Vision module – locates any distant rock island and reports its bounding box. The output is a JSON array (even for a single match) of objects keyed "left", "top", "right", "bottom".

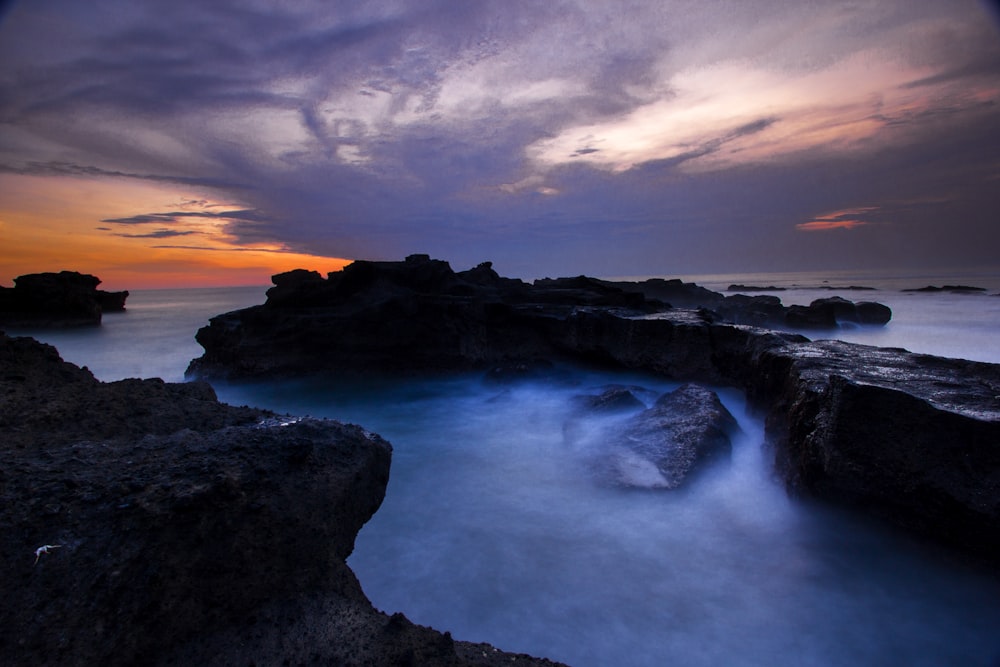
[
  {"left": 725, "top": 283, "right": 877, "bottom": 292},
  {"left": 188, "top": 255, "right": 999, "bottom": 567},
  {"left": 902, "top": 284, "right": 988, "bottom": 293},
  {"left": 0, "top": 270, "right": 128, "bottom": 327}
]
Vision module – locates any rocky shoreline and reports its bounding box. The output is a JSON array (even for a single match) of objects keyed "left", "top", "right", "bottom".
[
  {"left": 0, "top": 332, "right": 564, "bottom": 666},
  {"left": 4, "top": 255, "right": 999, "bottom": 665},
  {"left": 188, "top": 255, "right": 1000, "bottom": 565}
]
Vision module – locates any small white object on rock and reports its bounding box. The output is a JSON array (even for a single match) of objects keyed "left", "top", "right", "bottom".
[{"left": 33, "top": 544, "right": 62, "bottom": 565}]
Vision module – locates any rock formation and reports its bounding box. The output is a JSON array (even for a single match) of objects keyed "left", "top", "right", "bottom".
[
  {"left": 903, "top": 285, "right": 987, "bottom": 293},
  {"left": 604, "top": 278, "right": 891, "bottom": 328},
  {"left": 0, "top": 270, "right": 128, "bottom": 327},
  {"left": 187, "top": 256, "right": 1000, "bottom": 566},
  {"left": 0, "top": 332, "right": 563, "bottom": 666},
  {"left": 566, "top": 383, "right": 739, "bottom": 489}
]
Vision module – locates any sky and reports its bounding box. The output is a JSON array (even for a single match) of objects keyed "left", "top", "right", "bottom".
[{"left": 1, "top": 0, "right": 999, "bottom": 289}]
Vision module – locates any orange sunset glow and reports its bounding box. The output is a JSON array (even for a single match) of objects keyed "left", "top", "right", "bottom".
[
  {"left": 0, "top": 173, "right": 349, "bottom": 290},
  {"left": 1, "top": 1, "right": 998, "bottom": 282}
]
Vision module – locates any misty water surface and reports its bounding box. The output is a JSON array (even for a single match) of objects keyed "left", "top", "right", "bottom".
[{"left": 10, "top": 276, "right": 1000, "bottom": 666}]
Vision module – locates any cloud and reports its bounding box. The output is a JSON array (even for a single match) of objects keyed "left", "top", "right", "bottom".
[
  {"left": 1, "top": 0, "right": 998, "bottom": 276},
  {"left": 796, "top": 207, "right": 879, "bottom": 232},
  {"left": 0, "top": 161, "right": 244, "bottom": 189},
  {"left": 114, "top": 229, "right": 199, "bottom": 239},
  {"left": 101, "top": 209, "right": 267, "bottom": 225}
]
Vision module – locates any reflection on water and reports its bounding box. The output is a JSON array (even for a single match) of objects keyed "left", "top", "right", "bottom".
[{"left": 213, "top": 370, "right": 1000, "bottom": 667}]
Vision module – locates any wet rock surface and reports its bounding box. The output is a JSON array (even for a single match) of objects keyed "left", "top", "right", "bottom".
[
  {"left": 187, "top": 255, "right": 889, "bottom": 380},
  {"left": 0, "top": 271, "right": 128, "bottom": 327},
  {"left": 567, "top": 384, "right": 739, "bottom": 489},
  {"left": 187, "top": 256, "right": 1000, "bottom": 565},
  {"left": 0, "top": 332, "right": 563, "bottom": 666},
  {"left": 744, "top": 338, "right": 1000, "bottom": 564}
]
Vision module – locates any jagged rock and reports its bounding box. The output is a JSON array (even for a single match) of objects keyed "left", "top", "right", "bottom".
[
  {"left": 0, "top": 270, "right": 128, "bottom": 327},
  {"left": 187, "top": 255, "right": 660, "bottom": 379},
  {"left": 0, "top": 332, "right": 563, "bottom": 666}
]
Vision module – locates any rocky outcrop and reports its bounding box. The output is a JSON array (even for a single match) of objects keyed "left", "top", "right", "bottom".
[
  {"left": 785, "top": 296, "right": 892, "bottom": 328},
  {"left": 0, "top": 332, "right": 563, "bottom": 666},
  {"left": 740, "top": 338, "right": 1000, "bottom": 564},
  {"left": 566, "top": 384, "right": 739, "bottom": 489},
  {"left": 0, "top": 271, "right": 129, "bottom": 327},
  {"left": 187, "top": 256, "right": 1000, "bottom": 566},
  {"left": 186, "top": 256, "right": 887, "bottom": 380},
  {"left": 604, "top": 278, "right": 891, "bottom": 329}
]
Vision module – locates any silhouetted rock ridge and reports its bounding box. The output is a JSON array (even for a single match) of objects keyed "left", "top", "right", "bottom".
[
  {"left": 0, "top": 271, "right": 128, "bottom": 327},
  {"left": 187, "top": 256, "right": 1000, "bottom": 565}
]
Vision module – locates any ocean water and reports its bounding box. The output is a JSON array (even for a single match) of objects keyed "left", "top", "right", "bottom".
[{"left": 6, "top": 271, "right": 1000, "bottom": 666}]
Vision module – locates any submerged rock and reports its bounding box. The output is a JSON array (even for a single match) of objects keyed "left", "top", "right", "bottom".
[
  {"left": 568, "top": 384, "right": 739, "bottom": 489},
  {"left": 0, "top": 270, "right": 128, "bottom": 327},
  {"left": 0, "top": 332, "right": 563, "bottom": 666}
]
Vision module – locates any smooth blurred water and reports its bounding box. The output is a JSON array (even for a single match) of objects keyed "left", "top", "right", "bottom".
[
  {"left": 2, "top": 285, "right": 266, "bottom": 382},
  {"left": 210, "top": 370, "right": 1000, "bottom": 667},
  {"left": 6, "top": 273, "right": 1000, "bottom": 666}
]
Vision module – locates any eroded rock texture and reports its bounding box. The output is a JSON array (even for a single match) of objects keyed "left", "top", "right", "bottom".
[{"left": 0, "top": 332, "right": 563, "bottom": 667}]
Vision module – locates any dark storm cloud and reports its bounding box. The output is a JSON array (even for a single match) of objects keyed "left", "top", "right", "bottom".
[{"left": 1, "top": 0, "right": 998, "bottom": 276}]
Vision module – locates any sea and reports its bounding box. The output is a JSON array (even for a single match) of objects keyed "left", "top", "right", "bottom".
[{"left": 6, "top": 269, "right": 1000, "bottom": 667}]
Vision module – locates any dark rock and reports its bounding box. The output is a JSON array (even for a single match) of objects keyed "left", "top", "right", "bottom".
[
  {"left": 903, "top": 285, "right": 988, "bottom": 293},
  {"left": 607, "top": 278, "right": 889, "bottom": 330},
  {"left": 187, "top": 256, "right": 999, "bottom": 565},
  {"left": 783, "top": 297, "right": 892, "bottom": 329},
  {"left": 572, "top": 386, "right": 647, "bottom": 413},
  {"left": 582, "top": 383, "right": 739, "bottom": 489},
  {"left": 715, "top": 293, "right": 788, "bottom": 327},
  {"left": 0, "top": 332, "right": 562, "bottom": 666},
  {"left": 855, "top": 301, "right": 892, "bottom": 325},
  {"left": 727, "top": 284, "right": 786, "bottom": 292},
  {"left": 187, "top": 257, "right": 662, "bottom": 380},
  {"left": 605, "top": 277, "right": 723, "bottom": 309},
  {"left": 785, "top": 302, "right": 838, "bottom": 328},
  {"left": 733, "top": 338, "right": 1000, "bottom": 565},
  {"left": 96, "top": 289, "right": 129, "bottom": 312},
  {"left": 0, "top": 271, "right": 128, "bottom": 326}
]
